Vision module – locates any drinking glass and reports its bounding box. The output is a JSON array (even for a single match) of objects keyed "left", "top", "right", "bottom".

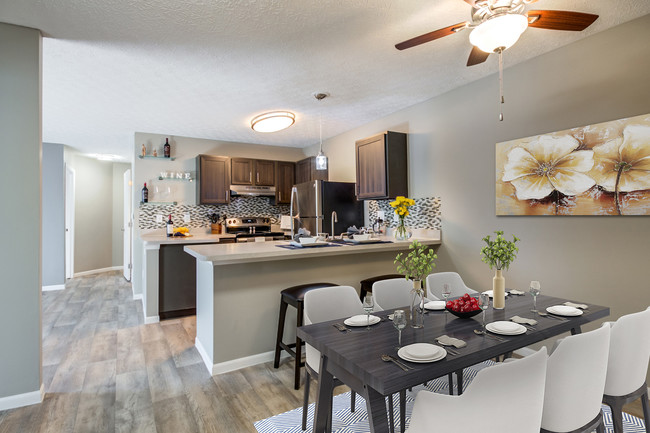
[
  {"left": 442, "top": 284, "right": 452, "bottom": 312},
  {"left": 529, "top": 281, "right": 541, "bottom": 313},
  {"left": 393, "top": 309, "right": 407, "bottom": 348},
  {"left": 479, "top": 293, "right": 490, "bottom": 332},
  {"left": 363, "top": 294, "right": 374, "bottom": 330}
]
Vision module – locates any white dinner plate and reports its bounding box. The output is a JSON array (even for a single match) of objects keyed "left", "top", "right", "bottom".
[
  {"left": 546, "top": 305, "right": 583, "bottom": 317},
  {"left": 402, "top": 343, "right": 441, "bottom": 360},
  {"left": 344, "top": 315, "right": 381, "bottom": 327},
  {"left": 398, "top": 345, "right": 446, "bottom": 363},
  {"left": 424, "top": 300, "right": 446, "bottom": 311},
  {"left": 482, "top": 290, "right": 508, "bottom": 298},
  {"left": 486, "top": 321, "right": 527, "bottom": 335},
  {"left": 289, "top": 241, "right": 330, "bottom": 248}
]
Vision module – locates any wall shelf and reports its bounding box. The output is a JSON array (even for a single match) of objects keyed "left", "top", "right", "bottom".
[
  {"left": 138, "top": 155, "right": 176, "bottom": 161},
  {"left": 158, "top": 176, "right": 193, "bottom": 182},
  {"left": 140, "top": 201, "right": 178, "bottom": 206}
]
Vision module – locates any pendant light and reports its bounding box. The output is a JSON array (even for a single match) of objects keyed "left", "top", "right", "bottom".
[{"left": 314, "top": 93, "right": 329, "bottom": 170}]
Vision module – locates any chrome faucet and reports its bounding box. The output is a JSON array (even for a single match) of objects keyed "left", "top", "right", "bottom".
[
  {"left": 331, "top": 211, "right": 338, "bottom": 238},
  {"left": 289, "top": 186, "right": 300, "bottom": 240}
]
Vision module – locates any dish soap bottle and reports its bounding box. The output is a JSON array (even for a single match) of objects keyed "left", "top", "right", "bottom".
[{"left": 166, "top": 214, "right": 174, "bottom": 237}]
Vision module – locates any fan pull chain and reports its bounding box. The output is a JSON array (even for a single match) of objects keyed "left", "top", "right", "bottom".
[{"left": 498, "top": 48, "right": 504, "bottom": 122}]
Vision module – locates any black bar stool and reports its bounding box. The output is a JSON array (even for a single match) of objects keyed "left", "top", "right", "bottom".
[
  {"left": 273, "top": 282, "right": 337, "bottom": 389},
  {"left": 359, "top": 274, "right": 403, "bottom": 301}
]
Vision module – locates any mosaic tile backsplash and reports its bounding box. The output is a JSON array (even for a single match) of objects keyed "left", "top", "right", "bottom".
[
  {"left": 138, "top": 196, "right": 289, "bottom": 230},
  {"left": 368, "top": 197, "right": 441, "bottom": 230}
]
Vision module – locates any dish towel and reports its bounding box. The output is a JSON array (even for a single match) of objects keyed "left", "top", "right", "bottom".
[
  {"left": 564, "top": 301, "right": 588, "bottom": 309},
  {"left": 436, "top": 335, "right": 467, "bottom": 348},
  {"left": 508, "top": 289, "right": 525, "bottom": 295},
  {"left": 510, "top": 315, "right": 538, "bottom": 326}
]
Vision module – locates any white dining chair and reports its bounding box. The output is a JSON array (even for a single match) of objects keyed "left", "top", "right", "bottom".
[
  {"left": 301, "top": 285, "right": 364, "bottom": 431},
  {"left": 373, "top": 278, "right": 439, "bottom": 311},
  {"left": 425, "top": 272, "right": 477, "bottom": 300},
  {"left": 602, "top": 306, "right": 650, "bottom": 433},
  {"left": 406, "top": 347, "right": 548, "bottom": 433},
  {"left": 540, "top": 323, "right": 611, "bottom": 433}
]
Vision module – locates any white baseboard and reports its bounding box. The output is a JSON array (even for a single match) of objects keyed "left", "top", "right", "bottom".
[
  {"left": 513, "top": 347, "right": 536, "bottom": 357},
  {"left": 73, "top": 266, "right": 123, "bottom": 277},
  {"left": 42, "top": 284, "right": 65, "bottom": 291},
  {"left": 144, "top": 315, "right": 159, "bottom": 324},
  {"left": 195, "top": 337, "right": 289, "bottom": 376},
  {"left": 0, "top": 383, "right": 44, "bottom": 411}
]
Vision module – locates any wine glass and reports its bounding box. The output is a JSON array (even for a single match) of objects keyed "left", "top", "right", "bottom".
[
  {"left": 363, "top": 294, "right": 374, "bottom": 330},
  {"left": 479, "top": 293, "right": 490, "bottom": 333},
  {"left": 529, "top": 281, "right": 541, "bottom": 313},
  {"left": 442, "top": 284, "right": 452, "bottom": 312},
  {"left": 393, "top": 309, "right": 407, "bottom": 348}
]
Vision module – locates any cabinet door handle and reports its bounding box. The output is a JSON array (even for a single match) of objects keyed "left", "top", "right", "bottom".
[
  {"left": 249, "top": 172, "right": 252, "bottom": 182},
  {"left": 279, "top": 191, "right": 282, "bottom": 201},
  {"left": 257, "top": 172, "right": 259, "bottom": 183}
]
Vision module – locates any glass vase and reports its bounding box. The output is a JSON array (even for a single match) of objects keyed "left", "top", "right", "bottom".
[
  {"left": 410, "top": 279, "right": 424, "bottom": 328},
  {"left": 394, "top": 218, "right": 410, "bottom": 241}
]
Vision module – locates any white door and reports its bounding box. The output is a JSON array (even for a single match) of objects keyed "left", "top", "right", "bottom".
[
  {"left": 65, "top": 166, "right": 75, "bottom": 279},
  {"left": 123, "top": 169, "right": 132, "bottom": 281}
]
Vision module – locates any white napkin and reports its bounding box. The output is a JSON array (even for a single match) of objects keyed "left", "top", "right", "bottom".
[
  {"left": 509, "top": 289, "right": 525, "bottom": 295},
  {"left": 510, "top": 315, "right": 538, "bottom": 326},
  {"left": 564, "top": 301, "right": 588, "bottom": 309},
  {"left": 436, "top": 335, "right": 467, "bottom": 348}
]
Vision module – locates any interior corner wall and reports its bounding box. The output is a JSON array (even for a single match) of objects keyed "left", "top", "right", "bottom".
[
  {"left": 0, "top": 23, "right": 43, "bottom": 402},
  {"left": 321, "top": 14, "right": 650, "bottom": 365},
  {"left": 42, "top": 142, "right": 65, "bottom": 287},
  {"left": 112, "top": 162, "right": 130, "bottom": 267},
  {"left": 67, "top": 154, "right": 114, "bottom": 273}
]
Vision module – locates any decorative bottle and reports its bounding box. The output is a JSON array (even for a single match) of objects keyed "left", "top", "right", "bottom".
[
  {"left": 141, "top": 183, "right": 148, "bottom": 203},
  {"left": 166, "top": 214, "right": 174, "bottom": 237},
  {"left": 164, "top": 138, "right": 170, "bottom": 158}
]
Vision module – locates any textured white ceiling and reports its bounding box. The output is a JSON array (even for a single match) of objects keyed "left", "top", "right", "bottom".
[{"left": 1, "top": 0, "right": 649, "bottom": 159}]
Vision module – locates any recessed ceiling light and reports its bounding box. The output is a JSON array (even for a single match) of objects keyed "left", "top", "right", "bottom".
[
  {"left": 251, "top": 111, "right": 295, "bottom": 133},
  {"left": 87, "top": 153, "right": 123, "bottom": 161}
]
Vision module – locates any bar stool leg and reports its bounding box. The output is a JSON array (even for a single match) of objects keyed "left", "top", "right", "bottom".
[
  {"left": 274, "top": 297, "right": 288, "bottom": 369},
  {"left": 294, "top": 300, "right": 304, "bottom": 389}
]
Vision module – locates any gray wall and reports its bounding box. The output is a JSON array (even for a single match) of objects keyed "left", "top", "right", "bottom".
[
  {"left": 42, "top": 143, "right": 65, "bottom": 287},
  {"left": 0, "top": 23, "right": 42, "bottom": 400},
  {"left": 112, "top": 163, "right": 130, "bottom": 267},
  {"left": 313, "top": 15, "right": 650, "bottom": 373}
]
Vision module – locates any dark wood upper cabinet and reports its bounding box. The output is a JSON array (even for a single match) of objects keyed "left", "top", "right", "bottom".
[
  {"left": 355, "top": 131, "right": 407, "bottom": 200},
  {"left": 295, "top": 156, "right": 328, "bottom": 185},
  {"left": 255, "top": 159, "right": 276, "bottom": 186},
  {"left": 276, "top": 161, "right": 295, "bottom": 204},
  {"left": 230, "top": 158, "right": 276, "bottom": 186},
  {"left": 231, "top": 158, "right": 254, "bottom": 185},
  {"left": 197, "top": 155, "right": 230, "bottom": 204}
]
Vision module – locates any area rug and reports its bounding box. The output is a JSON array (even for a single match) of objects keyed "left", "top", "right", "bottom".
[{"left": 255, "top": 360, "right": 647, "bottom": 433}]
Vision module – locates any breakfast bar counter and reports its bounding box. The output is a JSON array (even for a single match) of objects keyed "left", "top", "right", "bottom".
[{"left": 183, "top": 234, "right": 441, "bottom": 376}]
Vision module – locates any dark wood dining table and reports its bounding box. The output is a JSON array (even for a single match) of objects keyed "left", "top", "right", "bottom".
[{"left": 297, "top": 293, "right": 609, "bottom": 433}]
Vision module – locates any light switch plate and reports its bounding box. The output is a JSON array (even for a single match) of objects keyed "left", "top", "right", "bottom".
[
  {"left": 183, "top": 213, "right": 191, "bottom": 223},
  {"left": 377, "top": 210, "right": 385, "bottom": 219},
  {"left": 394, "top": 212, "right": 399, "bottom": 222},
  {"left": 155, "top": 214, "right": 163, "bottom": 223}
]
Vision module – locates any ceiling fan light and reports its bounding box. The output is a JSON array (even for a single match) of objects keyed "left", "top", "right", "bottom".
[
  {"left": 315, "top": 150, "right": 328, "bottom": 170},
  {"left": 469, "top": 14, "right": 528, "bottom": 53},
  {"left": 251, "top": 111, "right": 295, "bottom": 133}
]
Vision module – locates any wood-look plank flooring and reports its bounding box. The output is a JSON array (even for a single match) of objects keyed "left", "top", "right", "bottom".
[
  {"left": 0, "top": 271, "right": 646, "bottom": 432},
  {"left": 0, "top": 271, "right": 347, "bottom": 433}
]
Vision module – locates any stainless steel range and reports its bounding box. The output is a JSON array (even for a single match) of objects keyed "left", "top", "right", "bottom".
[{"left": 225, "top": 217, "right": 285, "bottom": 243}]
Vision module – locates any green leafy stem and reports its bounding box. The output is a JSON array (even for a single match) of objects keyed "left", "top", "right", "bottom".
[{"left": 480, "top": 230, "right": 519, "bottom": 271}]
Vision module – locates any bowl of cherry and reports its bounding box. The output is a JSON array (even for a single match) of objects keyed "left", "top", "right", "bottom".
[{"left": 445, "top": 293, "right": 482, "bottom": 319}]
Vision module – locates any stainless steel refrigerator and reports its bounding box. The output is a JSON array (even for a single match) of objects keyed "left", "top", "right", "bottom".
[{"left": 294, "top": 181, "right": 363, "bottom": 236}]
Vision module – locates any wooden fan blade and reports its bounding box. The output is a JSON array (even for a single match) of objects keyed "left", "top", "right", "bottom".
[
  {"left": 395, "top": 22, "right": 468, "bottom": 50},
  {"left": 527, "top": 10, "right": 598, "bottom": 31},
  {"left": 467, "top": 46, "right": 490, "bottom": 66}
]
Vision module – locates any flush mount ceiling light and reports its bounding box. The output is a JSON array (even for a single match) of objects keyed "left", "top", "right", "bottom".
[
  {"left": 469, "top": 13, "right": 528, "bottom": 54},
  {"left": 250, "top": 111, "right": 295, "bottom": 133}
]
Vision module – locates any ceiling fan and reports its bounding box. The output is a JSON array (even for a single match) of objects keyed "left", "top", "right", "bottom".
[{"left": 395, "top": 0, "right": 599, "bottom": 67}]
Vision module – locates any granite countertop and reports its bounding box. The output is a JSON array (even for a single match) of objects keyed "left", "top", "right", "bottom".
[
  {"left": 183, "top": 234, "right": 441, "bottom": 265},
  {"left": 140, "top": 232, "right": 236, "bottom": 246}
]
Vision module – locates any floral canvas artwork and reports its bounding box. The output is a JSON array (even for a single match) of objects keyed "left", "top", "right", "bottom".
[{"left": 496, "top": 113, "right": 650, "bottom": 216}]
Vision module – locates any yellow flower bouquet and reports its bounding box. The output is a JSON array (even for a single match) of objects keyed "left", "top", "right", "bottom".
[{"left": 390, "top": 196, "right": 415, "bottom": 240}]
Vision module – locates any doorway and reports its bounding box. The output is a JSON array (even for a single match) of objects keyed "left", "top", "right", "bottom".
[
  {"left": 123, "top": 169, "right": 132, "bottom": 281},
  {"left": 65, "top": 166, "right": 75, "bottom": 279}
]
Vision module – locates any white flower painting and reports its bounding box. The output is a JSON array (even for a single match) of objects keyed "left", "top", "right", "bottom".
[{"left": 496, "top": 113, "right": 650, "bottom": 215}]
